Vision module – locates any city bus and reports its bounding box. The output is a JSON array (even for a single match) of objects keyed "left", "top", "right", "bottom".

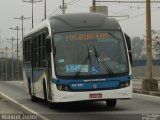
[{"left": 23, "top": 13, "right": 132, "bottom": 108}]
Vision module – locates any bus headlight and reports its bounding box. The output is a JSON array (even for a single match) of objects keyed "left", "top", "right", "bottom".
[
  {"left": 57, "top": 85, "right": 63, "bottom": 91},
  {"left": 57, "top": 85, "right": 70, "bottom": 91},
  {"left": 120, "top": 81, "right": 130, "bottom": 88},
  {"left": 64, "top": 86, "right": 69, "bottom": 91},
  {"left": 124, "top": 81, "right": 130, "bottom": 87}
]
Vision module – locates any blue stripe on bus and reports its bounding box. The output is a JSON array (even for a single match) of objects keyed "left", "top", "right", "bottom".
[
  {"left": 52, "top": 75, "right": 132, "bottom": 90},
  {"left": 53, "top": 75, "right": 132, "bottom": 84},
  {"left": 70, "top": 81, "right": 120, "bottom": 90}
]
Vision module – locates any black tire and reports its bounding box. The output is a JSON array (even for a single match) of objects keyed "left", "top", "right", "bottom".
[
  {"left": 43, "top": 81, "right": 47, "bottom": 102},
  {"left": 48, "top": 101, "right": 58, "bottom": 109},
  {"left": 29, "top": 79, "right": 38, "bottom": 102},
  {"left": 106, "top": 99, "right": 117, "bottom": 107},
  {"left": 31, "top": 94, "right": 38, "bottom": 102}
]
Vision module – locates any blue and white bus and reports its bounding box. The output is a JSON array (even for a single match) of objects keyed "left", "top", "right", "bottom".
[{"left": 23, "top": 13, "right": 132, "bottom": 108}]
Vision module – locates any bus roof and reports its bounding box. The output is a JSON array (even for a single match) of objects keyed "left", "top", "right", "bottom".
[
  {"left": 49, "top": 13, "right": 121, "bottom": 33},
  {"left": 24, "top": 20, "right": 49, "bottom": 38},
  {"left": 24, "top": 13, "right": 122, "bottom": 38}
]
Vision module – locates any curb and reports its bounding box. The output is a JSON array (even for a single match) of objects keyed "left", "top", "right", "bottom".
[
  {"left": 133, "top": 89, "right": 160, "bottom": 97},
  {"left": 0, "top": 92, "right": 50, "bottom": 120}
]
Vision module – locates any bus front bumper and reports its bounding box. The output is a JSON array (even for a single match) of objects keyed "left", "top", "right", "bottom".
[{"left": 51, "top": 82, "right": 132, "bottom": 103}]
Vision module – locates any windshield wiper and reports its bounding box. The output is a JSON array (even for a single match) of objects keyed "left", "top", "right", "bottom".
[
  {"left": 74, "top": 42, "right": 115, "bottom": 78},
  {"left": 92, "top": 42, "right": 114, "bottom": 76},
  {"left": 74, "top": 44, "right": 93, "bottom": 78}
]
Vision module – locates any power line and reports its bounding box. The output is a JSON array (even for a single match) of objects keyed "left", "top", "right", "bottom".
[
  {"left": 48, "top": 0, "right": 81, "bottom": 17},
  {"left": 118, "top": 7, "right": 160, "bottom": 21},
  {"left": 109, "top": 15, "right": 129, "bottom": 18},
  {"left": 9, "top": 26, "right": 22, "bottom": 80},
  {"left": 100, "top": 0, "right": 160, "bottom": 16},
  {"left": 111, "top": 7, "right": 131, "bottom": 16},
  {"left": 107, "top": 2, "right": 160, "bottom": 9},
  {"left": 115, "top": 7, "right": 140, "bottom": 16},
  {"left": 6, "top": 37, "right": 16, "bottom": 80},
  {"left": 67, "top": 0, "right": 80, "bottom": 5},
  {"left": 69, "top": 4, "right": 89, "bottom": 9},
  {"left": 14, "top": 15, "right": 31, "bottom": 40},
  {"left": 22, "top": 0, "right": 42, "bottom": 28},
  {"left": 67, "top": 0, "right": 77, "bottom": 4},
  {"left": 95, "top": 1, "right": 160, "bottom": 3},
  {"left": 60, "top": 0, "right": 67, "bottom": 14},
  {"left": 56, "top": 10, "right": 62, "bottom": 15},
  {"left": 48, "top": 7, "right": 60, "bottom": 17},
  {"left": 110, "top": 6, "right": 160, "bottom": 20}
]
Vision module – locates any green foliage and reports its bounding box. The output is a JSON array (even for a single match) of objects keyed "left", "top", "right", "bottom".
[
  {"left": 131, "top": 36, "right": 145, "bottom": 60},
  {"left": 152, "top": 30, "right": 160, "bottom": 59}
]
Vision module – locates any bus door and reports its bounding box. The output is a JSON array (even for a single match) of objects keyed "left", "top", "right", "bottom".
[
  {"left": 46, "top": 35, "right": 52, "bottom": 100},
  {"left": 31, "top": 38, "right": 35, "bottom": 95}
]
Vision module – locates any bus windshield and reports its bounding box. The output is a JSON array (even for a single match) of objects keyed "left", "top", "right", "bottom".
[{"left": 53, "top": 30, "right": 129, "bottom": 78}]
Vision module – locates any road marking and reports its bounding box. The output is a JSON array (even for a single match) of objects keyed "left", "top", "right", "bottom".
[{"left": 0, "top": 92, "right": 50, "bottom": 120}]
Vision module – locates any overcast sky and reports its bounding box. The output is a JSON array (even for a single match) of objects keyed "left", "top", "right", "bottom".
[{"left": 0, "top": 0, "right": 160, "bottom": 50}]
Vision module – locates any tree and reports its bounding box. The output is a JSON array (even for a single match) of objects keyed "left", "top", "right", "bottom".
[
  {"left": 152, "top": 30, "right": 160, "bottom": 59},
  {"left": 131, "top": 36, "right": 145, "bottom": 60}
]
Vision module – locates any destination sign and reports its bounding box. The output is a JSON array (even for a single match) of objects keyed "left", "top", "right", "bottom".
[{"left": 65, "top": 33, "right": 110, "bottom": 41}]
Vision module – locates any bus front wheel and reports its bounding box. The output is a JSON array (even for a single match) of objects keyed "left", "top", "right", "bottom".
[
  {"left": 106, "top": 99, "right": 117, "bottom": 107},
  {"left": 48, "top": 101, "right": 58, "bottom": 109}
]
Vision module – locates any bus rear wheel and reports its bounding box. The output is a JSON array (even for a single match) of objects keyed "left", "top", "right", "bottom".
[
  {"left": 106, "top": 99, "right": 117, "bottom": 107},
  {"left": 28, "top": 79, "right": 31, "bottom": 95},
  {"left": 43, "top": 81, "right": 47, "bottom": 102},
  {"left": 31, "top": 94, "right": 38, "bottom": 102}
]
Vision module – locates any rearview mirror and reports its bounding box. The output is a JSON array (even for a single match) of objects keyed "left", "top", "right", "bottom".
[
  {"left": 124, "top": 33, "right": 133, "bottom": 64},
  {"left": 124, "top": 33, "right": 131, "bottom": 51}
]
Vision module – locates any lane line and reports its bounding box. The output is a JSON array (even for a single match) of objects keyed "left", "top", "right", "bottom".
[{"left": 0, "top": 92, "right": 50, "bottom": 120}]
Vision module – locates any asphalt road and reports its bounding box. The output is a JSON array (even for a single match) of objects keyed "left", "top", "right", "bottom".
[
  {"left": 0, "top": 97, "right": 21, "bottom": 114},
  {"left": 0, "top": 81, "right": 160, "bottom": 120}
]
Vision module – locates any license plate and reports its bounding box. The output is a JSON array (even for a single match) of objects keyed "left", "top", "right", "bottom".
[{"left": 89, "top": 93, "right": 102, "bottom": 98}]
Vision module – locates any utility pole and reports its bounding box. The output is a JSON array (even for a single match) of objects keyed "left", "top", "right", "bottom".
[
  {"left": 14, "top": 15, "right": 30, "bottom": 62},
  {"left": 10, "top": 26, "right": 22, "bottom": 80},
  {"left": 60, "top": 0, "right": 67, "bottom": 14},
  {"left": 146, "top": 0, "right": 152, "bottom": 82},
  {"left": 7, "top": 37, "right": 16, "bottom": 81},
  {"left": 142, "top": 0, "right": 158, "bottom": 91},
  {"left": 22, "top": 0, "right": 42, "bottom": 28},
  {"left": 44, "top": 0, "right": 46, "bottom": 19},
  {"left": 14, "top": 15, "right": 31, "bottom": 40},
  {"left": 93, "top": 0, "right": 96, "bottom": 12}
]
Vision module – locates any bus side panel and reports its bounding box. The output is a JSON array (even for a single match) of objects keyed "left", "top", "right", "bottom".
[
  {"left": 23, "top": 62, "right": 32, "bottom": 94},
  {"left": 32, "top": 69, "right": 47, "bottom": 99}
]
